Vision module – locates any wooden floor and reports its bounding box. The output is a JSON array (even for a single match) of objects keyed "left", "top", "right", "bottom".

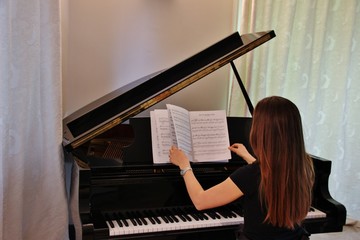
[{"left": 311, "top": 218, "right": 360, "bottom": 240}]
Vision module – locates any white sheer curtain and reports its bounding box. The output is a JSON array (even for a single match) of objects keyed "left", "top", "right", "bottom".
[
  {"left": 0, "top": 0, "right": 68, "bottom": 239},
  {"left": 230, "top": 0, "right": 360, "bottom": 220}
]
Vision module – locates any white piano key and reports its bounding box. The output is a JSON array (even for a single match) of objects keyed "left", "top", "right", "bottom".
[
  {"left": 105, "top": 221, "right": 116, "bottom": 236},
  {"left": 112, "top": 220, "right": 122, "bottom": 236}
]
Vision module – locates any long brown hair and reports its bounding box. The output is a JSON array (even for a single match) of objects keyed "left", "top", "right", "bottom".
[{"left": 250, "top": 96, "right": 314, "bottom": 229}]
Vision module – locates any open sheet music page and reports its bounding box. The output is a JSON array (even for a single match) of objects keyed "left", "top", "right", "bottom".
[
  {"left": 150, "top": 110, "right": 172, "bottom": 164},
  {"left": 166, "top": 104, "right": 193, "bottom": 161},
  {"left": 151, "top": 104, "right": 231, "bottom": 164},
  {"left": 189, "top": 110, "right": 231, "bottom": 162}
]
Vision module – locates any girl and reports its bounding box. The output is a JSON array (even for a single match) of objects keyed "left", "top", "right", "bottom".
[{"left": 169, "top": 96, "right": 314, "bottom": 240}]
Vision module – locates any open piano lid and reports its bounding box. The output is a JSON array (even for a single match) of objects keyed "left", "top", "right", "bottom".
[{"left": 63, "top": 30, "right": 276, "bottom": 151}]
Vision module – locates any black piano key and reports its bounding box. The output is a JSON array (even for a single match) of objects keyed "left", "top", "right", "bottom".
[
  {"left": 171, "top": 215, "right": 180, "bottom": 223},
  {"left": 177, "top": 208, "right": 192, "bottom": 222},
  {"left": 213, "top": 209, "right": 222, "bottom": 219},
  {"left": 193, "top": 212, "right": 203, "bottom": 220},
  {"left": 129, "top": 211, "right": 142, "bottom": 226},
  {"left": 148, "top": 210, "right": 161, "bottom": 224},
  {"left": 165, "top": 209, "right": 179, "bottom": 223},
  {"left": 230, "top": 204, "right": 244, "bottom": 217},
  {"left": 130, "top": 217, "right": 138, "bottom": 226},
  {"left": 187, "top": 207, "right": 206, "bottom": 221},
  {"left": 145, "top": 210, "right": 158, "bottom": 224},
  {"left": 113, "top": 212, "right": 123, "bottom": 227},
  {"left": 217, "top": 209, "right": 229, "bottom": 218},
  {"left": 172, "top": 208, "right": 187, "bottom": 222},
  {"left": 156, "top": 209, "right": 169, "bottom": 223},
  {"left": 226, "top": 207, "right": 237, "bottom": 218},
  {"left": 149, "top": 217, "right": 156, "bottom": 224},
  {"left": 204, "top": 210, "right": 215, "bottom": 219},
  {"left": 104, "top": 213, "right": 115, "bottom": 228},
  {"left": 144, "top": 210, "right": 156, "bottom": 225},
  {"left": 167, "top": 217, "right": 176, "bottom": 223},
  {"left": 135, "top": 216, "right": 143, "bottom": 225},
  {"left": 135, "top": 211, "right": 148, "bottom": 225},
  {"left": 198, "top": 212, "right": 208, "bottom": 220},
  {"left": 126, "top": 212, "right": 137, "bottom": 226},
  {"left": 162, "top": 209, "right": 174, "bottom": 223},
  {"left": 171, "top": 214, "right": 180, "bottom": 222},
  {"left": 228, "top": 210, "right": 236, "bottom": 218},
  {"left": 117, "top": 212, "right": 129, "bottom": 227},
  {"left": 166, "top": 216, "right": 174, "bottom": 223},
  {"left": 185, "top": 207, "right": 199, "bottom": 221},
  {"left": 221, "top": 207, "right": 234, "bottom": 218},
  {"left": 177, "top": 213, "right": 187, "bottom": 222},
  {"left": 190, "top": 213, "right": 200, "bottom": 221},
  {"left": 206, "top": 209, "right": 220, "bottom": 219},
  {"left": 198, "top": 213, "right": 205, "bottom": 220},
  {"left": 218, "top": 206, "right": 237, "bottom": 218}
]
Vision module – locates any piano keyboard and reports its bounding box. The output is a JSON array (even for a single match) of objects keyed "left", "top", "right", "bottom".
[
  {"left": 103, "top": 206, "right": 326, "bottom": 237},
  {"left": 307, "top": 207, "right": 327, "bottom": 219}
]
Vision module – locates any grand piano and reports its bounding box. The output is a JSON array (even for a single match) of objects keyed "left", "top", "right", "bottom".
[{"left": 63, "top": 30, "right": 346, "bottom": 240}]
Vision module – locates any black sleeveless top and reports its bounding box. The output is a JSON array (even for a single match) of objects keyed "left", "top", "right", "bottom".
[{"left": 230, "top": 163, "right": 304, "bottom": 240}]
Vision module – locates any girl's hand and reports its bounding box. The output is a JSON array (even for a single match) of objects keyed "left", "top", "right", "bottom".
[
  {"left": 169, "top": 146, "right": 190, "bottom": 169},
  {"left": 228, "top": 143, "right": 256, "bottom": 164}
]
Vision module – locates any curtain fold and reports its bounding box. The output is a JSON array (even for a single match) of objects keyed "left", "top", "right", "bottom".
[
  {"left": 0, "top": 0, "right": 68, "bottom": 239},
  {"left": 230, "top": 0, "right": 360, "bottom": 220}
]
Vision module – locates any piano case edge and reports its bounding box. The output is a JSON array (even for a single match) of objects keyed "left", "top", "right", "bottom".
[{"left": 308, "top": 155, "right": 347, "bottom": 233}]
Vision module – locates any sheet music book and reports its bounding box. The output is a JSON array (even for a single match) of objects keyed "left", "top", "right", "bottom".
[{"left": 150, "top": 104, "right": 231, "bottom": 164}]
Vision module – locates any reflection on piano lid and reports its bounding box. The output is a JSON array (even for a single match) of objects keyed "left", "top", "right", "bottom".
[{"left": 62, "top": 30, "right": 276, "bottom": 151}]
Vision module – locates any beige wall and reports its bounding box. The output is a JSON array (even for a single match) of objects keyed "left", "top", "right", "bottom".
[{"left": 62, "top": 0, "right": 238, "bottom": 117}]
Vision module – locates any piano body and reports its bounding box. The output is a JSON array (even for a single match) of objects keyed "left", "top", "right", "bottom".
[{"left": 63, "top": 30, "right": 346, "bottom": 240}]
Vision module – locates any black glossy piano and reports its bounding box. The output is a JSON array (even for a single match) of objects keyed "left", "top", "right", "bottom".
[{"left": 63, "top": 30, "right": 346, "bottom": 240}]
